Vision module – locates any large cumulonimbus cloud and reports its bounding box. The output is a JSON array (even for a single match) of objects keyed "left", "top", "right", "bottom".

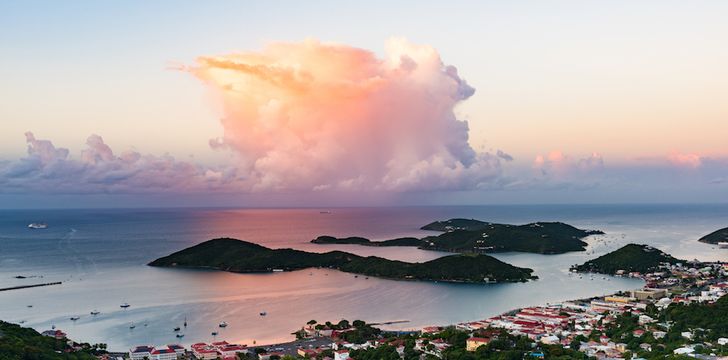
[{"left": 189, "top": 38, "right": 506, "bottom": 192}]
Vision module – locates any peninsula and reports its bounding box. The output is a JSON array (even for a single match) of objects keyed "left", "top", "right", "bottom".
[
  {"left": 698, "top": 226, "right": 728, "bottom": 244},
  {"left": 571, "top": 243, "right": 683, "bottom": 275},
  {"left": 149, "top": 238, "right": 535, "bottom": 283}
]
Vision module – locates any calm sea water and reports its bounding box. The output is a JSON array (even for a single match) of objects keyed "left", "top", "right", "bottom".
[{"left": 0, "top": 205, "right": 726, "bottom": 351}]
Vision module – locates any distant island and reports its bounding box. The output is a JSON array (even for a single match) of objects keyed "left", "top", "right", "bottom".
[
  {"left": 311, "top": 218, "right": 603, "bottom": 255},
  {"left": 421, "top": 220, "right": 603, "bottom": 254},
  {"left": 311, "top": 236, "right": 424, "bottom": 247},
  {"left": 698, "top": 227, "right": 728, "bottom": 244},
  {"left": 149, "top": 238, "right": 536, "bottom": 283},
  {"left": 571, "top": 243, "right": 683, "bottom": 274}
]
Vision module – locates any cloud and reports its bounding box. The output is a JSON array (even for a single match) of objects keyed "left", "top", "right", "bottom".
[
  {"left": 0, "top": 133, "right": 243, "bottom": 195},
  {"left": 188, "top": 38, "right": 506, "bottom": 192},
  {"left": 496, "top": 150, "right": 514, "bottom": 162},
  {"left": 667, "top": 151, "right": 702, "bottom": 168},
  {"left": 533, "top": 151, "right": 604, "bottom": 177}
]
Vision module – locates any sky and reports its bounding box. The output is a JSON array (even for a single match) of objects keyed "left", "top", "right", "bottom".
[{"left": 1, "top": 0, "right": 727, "bottom": 208}]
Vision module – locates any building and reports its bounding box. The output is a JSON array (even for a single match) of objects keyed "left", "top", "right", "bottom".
[
  {"left": 167, "top": 344, "right": 185, "bottom": 356},
  {"left": 191, "top": 343, "right": 220, "bottom": 360},
  {"left": 632, "top": 288, "right": 669, "bottom": 301},
  {"left": 466, "top": 337, "right": 490, "bottom": 352},
  {"left": 334, "top": 349, "right": 350, "bottom": 360},
  {"left": 129, "top": 346, "right": 154, "bottom": 360},
  {"left": 605, "top": 296, "right": 636, "bottom": 304},
  {"left": 41, "top": 329, "right": 67, "bottom": 340},
  {"left": 540, "top": 335, "right": 560, "bottom": 345},
  {"left": 150, "top": 347, "right": 178, "bottom": 360},
  {"left": 218, "top": 344, "right": 248, "bottom": 357}
]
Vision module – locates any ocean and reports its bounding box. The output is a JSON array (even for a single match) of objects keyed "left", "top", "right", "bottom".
[{"left": 0, "top": 204, "right": 726, "bottom": 351}]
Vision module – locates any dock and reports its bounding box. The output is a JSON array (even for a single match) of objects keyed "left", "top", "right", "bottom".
[{"left": 0, "top": 282, "right": 62, "bottom": 292}]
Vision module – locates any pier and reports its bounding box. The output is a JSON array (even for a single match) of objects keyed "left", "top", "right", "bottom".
[{"left": 0, "top": 282, "right": 62, "bottom": 292}]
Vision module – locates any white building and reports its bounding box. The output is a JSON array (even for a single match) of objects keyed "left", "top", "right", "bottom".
[
  {"left": 334, "top": 349, "right": 350, "bottom": 360},
  {"left": 150, "top": 348, "right": 178, "bottom": 360},
  {"left": 129, "top": 346, "right": 154, "bottom": 360}
]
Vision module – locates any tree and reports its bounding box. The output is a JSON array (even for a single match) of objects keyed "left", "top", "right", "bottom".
[
  {"left": 337, "top": 319, "right": 350, "bottom": 329},
  {"left": 307, "top": 320, "right": 317, "bottom": 326}
]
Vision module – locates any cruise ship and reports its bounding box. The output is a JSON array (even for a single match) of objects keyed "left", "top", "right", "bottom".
[{"left": 28, "top": 222, "right": 48, "bottom": 229}]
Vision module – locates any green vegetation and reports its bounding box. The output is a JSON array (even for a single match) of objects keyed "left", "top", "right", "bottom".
[
  {"left": 0, "top": 321, "right": 98, "bottom": 360},
  {"left": 598, "top": 296, "right": 728, "bottom": 359},
  {"left": 662, "top": 294, "right": 728, "bottom": 341},
  {"left": 311, "top": 236, "right": 424, "bottom": 247},
  {"left": 572, "top": 243, "right": 683, "bottom": 274},
  {"left": 421, "top": 219, "right": 492, "bottom": 232},
  {"left": 421, "top": 220, "right": 602, "bottom": 254},
  {"left": 698, "top": 226, "right": 728, "bottom": 244},
  {"left": 149, "top": 238, "right": 535, "bottom": 283}
]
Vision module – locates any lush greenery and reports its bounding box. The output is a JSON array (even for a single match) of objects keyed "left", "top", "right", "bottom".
[
  {"left": 421, "top": 219, "right": 493, "bottom": 232},
  {"left": 0, "top": 321, "right": 99, "bottom": 360},
  {"left": 350, "top": 327, "right": 589, "bottom": 360},
  {"left": 311, "top": 236, "right": 424, "bottom": 247},
  {"left": 662, "top": 294, "right": 728, "bottom": 341},
  {"left": 572, "top": 243, "right": 683, "bottom": 274},
  {"left": 421, "top": 220, "right": 602, "bottom": 254},
  {"left": 698, "top": 226, "right": 728, "bottom": 244},
  {"left": 149, "top": 238, "right": 535, "bottom": 283},
  {"left": 311, "top": 219, "right": 603, "bottom": 255},
  {"left": 596, "top": 296, "right": 728, "bottom": 359}
]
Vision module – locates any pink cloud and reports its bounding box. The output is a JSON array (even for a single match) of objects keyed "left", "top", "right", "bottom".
[
  {"left": 188, "top": 38, "right": 504, "bottom": 192},
  {"left": 533, "top": 150, "right": 604, "bottom": 178},
  {"left": 0, "top": 133, "right": 242, "bottom": 194},
  {"left": 667, "top": 151, "right": 702, "bottom": 168}
]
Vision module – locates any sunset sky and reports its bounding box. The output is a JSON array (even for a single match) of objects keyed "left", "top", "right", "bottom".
[{"left": 1, "top": 1, "right": 727, "bottom": 207}]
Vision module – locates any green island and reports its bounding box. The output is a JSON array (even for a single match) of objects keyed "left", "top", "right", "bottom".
[
  {"left": 148, "top": 238, "right": 536, "bottom": 283},
  {"left": 0, "top": 320, "right": 103, "bottom": 360},
  {"left": 571, "top": 243, "right": 683, "bottom": 274},
  {"left": 311, "top": 219, "right": 603, "bottom": 255},
  {"left": 311, "top": 236, "right": 424, "bottom": 247},
  {"left": 698, "top": 226, "right": 728, "bottom": 244}
]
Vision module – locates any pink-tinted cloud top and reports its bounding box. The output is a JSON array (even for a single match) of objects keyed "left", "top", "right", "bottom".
[{"left": 188, "top": 38, "right": 505, "bottom": 192}]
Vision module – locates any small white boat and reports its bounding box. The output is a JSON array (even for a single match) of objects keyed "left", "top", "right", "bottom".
[
  {"left": 120, "top": 303, "right": 130, "bottom": 308},
  {"left": 28, "top": 222, "right": 48, "bottom": 229},
  {"left": 219, "top": 321, "right": 228, "bottom": 328},
  {"left": 718, "top": 242, "right": 728, "bottom": 249},
  {"left": 90, "top": 310, "right": 100, "bottom": 316},
  {"left": 176, "top": 333, "right": 185, "bottom": 338},
  {"left": 211, "top": 331, "right": 218, "bottom": 336},
  {"left": 129, "top": 323, "right": 136, "bottom": 329},
  {"left": 70, "top": 316, "right": 80, "bottom": 321},
  {"left": 259, "top": 311, "right": 267, "bottom": 316}
]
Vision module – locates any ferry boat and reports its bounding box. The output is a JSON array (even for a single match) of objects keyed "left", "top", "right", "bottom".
[{"left": 28, "top": 222, "right": 48, "bottom": 229}]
